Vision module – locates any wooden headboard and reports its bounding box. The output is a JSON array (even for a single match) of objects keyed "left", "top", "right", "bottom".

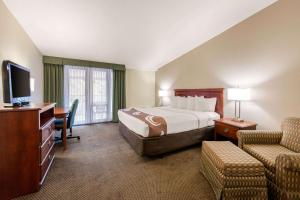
[{"left": 174, "top": 88, "right": 224, "bottom": 118}]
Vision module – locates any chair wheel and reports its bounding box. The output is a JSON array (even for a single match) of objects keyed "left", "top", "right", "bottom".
[{"left": 77, "top": 136, "right": 80, "bottom": 140}]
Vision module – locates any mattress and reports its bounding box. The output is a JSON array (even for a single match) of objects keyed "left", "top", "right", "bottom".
[{"left": 118, "top": 107, "right": 220, "bottom": 137}]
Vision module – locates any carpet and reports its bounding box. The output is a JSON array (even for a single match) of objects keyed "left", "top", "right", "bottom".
[{"left": 16, "top": 123, "right": 214, "bottom": 200}]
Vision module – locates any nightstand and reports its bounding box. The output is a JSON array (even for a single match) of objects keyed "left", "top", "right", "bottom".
[{"left": 214, "top": 118, "right": 257, "bottom": 141}]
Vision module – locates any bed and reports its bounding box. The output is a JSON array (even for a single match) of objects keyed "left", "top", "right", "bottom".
[{"left": 118, "top": 88, "right": 224, "bottom": 156}]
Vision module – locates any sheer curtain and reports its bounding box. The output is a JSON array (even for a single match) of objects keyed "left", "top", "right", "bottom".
[{"left": 64, "top": 65, "right": 113, "bottom": 125}]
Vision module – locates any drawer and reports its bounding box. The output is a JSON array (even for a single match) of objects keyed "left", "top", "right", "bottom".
[
  {"left": 40, "top": 118, "right": 55, "bottom": 144},
  {"left": 40, "top": 145, "right": 55, "bottom": 184},
  {"left": 215, "top": 123, "right": 239, "bottom": 139},
  {"left": 40, "top": 132, "right": 55, "bottom": 164}
]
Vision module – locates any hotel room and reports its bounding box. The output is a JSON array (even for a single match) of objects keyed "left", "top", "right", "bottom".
[{"left": 0, "top": 0, "right": 299, "bottom": 199}]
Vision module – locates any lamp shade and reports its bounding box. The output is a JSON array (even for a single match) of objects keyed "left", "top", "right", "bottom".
[
  {"left": 227, "top": 88, "right": 250, "bottom": 101},
  {"left": 158, "top": 90, "right": 168, "bottom": 97}
]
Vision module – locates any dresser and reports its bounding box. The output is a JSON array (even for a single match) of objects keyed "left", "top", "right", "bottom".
[{"left": 0, "top": 103, "right": 56, "bottom": 200}]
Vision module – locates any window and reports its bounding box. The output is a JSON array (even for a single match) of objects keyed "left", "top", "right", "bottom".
[{"left": 64, "top": 65, "right": 113, "bottom": 125}]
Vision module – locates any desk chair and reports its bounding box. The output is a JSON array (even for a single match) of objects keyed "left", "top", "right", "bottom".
[{"left": 55, "top": 99, "right": 80, "bottom": 140}]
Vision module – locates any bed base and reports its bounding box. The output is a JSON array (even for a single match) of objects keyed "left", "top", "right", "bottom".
[{"left": 119, "top": 122, "right": 214, "bottom": 156}]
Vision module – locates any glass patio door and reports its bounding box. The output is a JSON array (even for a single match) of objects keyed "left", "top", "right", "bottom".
[{"left": 64, "top": 65, "right": 113, "bottom": 125}]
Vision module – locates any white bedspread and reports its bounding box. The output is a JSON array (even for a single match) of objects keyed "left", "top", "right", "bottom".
[{"left": 118, "top": 107, "right": 220, "bottom": 137}]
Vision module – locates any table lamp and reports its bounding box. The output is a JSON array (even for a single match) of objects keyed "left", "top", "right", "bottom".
[
  {"left": 158, "top": 90, "right": 168, "bottom": 106},
  {"left": 227, "top": 88, "right": 250, "bottom": 122}
]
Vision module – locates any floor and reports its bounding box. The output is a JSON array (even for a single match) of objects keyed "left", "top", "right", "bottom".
[{"left": 17, "top": 123, "right": 215, "bottom": 200}]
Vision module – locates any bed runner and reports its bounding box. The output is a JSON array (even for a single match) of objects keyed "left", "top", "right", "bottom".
[{"left": 121, "top": 108, "right": 167, "bottom": 137}]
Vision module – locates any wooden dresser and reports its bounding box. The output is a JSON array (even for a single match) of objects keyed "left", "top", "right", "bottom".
[{"left": 0, "top": 103, "right": 56, "bottom": 200}]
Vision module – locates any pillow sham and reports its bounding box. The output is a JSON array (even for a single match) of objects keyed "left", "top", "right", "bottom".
[
  {"left": 194, "top": 97, "right": 217, "bottom": 112},
  {"left": 177, "top": 96, "right": 187, "bottom": 109},
  {"left": 170, "top": 96, "right": 178, "bottom": 108},
  {"left": 186, "top": 96, "right": 195, "bottom": 110},
  {"left": 205, "top": 97, "right": 217, "bottom": 112},
  {"left": 194, "top": 96, "right": 206, "bottom": 111}
]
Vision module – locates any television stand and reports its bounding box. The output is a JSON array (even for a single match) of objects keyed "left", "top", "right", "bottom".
[
  {"left": 3, "top": 102, "right": 30, "bottom": 107},
  {"left": 0, "top": 103, "right": 56, "bottom": 199}
]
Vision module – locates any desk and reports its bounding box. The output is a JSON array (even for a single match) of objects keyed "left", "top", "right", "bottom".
[{"left": 54, "top": 107, "right": 69, "bottom": 150}]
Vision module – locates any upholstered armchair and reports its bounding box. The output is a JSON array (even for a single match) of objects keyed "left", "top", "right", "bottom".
[{"left": 237, "top": 117, "right": 300, "bottom": 200}]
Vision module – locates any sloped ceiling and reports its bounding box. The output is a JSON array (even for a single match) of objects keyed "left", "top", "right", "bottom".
[{"left": 3, "top": 0, "right": 277, "bottom": 70}]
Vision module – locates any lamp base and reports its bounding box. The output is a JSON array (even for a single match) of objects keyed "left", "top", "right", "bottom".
[{"left": 232, "top": 118, "right": 244, "bottom": 122}]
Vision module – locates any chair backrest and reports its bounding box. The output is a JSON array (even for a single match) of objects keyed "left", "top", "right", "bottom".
[
  {"left": 280, "top": 117, "right": 300, "bottom": 152},
  {"left": 67, "top": 99, "right": 79, "bottom": 128}
]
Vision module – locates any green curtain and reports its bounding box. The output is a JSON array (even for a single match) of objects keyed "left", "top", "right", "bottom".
[
  {"left": 112, "top": 70, "right": 126, "bottom": 122},
  {"left": 44, "top": 63, "right": 64, "bottom": 107}
]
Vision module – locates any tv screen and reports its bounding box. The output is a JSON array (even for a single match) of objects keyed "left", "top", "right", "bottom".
[
  {"left": 10, "top": 64, "right": 30, "bottom": 98},
  {"left": 2, "top": 61, "right": 31, "bottom": 105}
]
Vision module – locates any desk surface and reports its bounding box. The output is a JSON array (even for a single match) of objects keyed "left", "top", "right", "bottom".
[{"left": 54, "top": 107, "right": 69, "bottom": 115}]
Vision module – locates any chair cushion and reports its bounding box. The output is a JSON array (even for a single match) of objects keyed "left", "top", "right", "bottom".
[
  {"left": 280, "top": 117, "right": 300, "bottom": 152},
  {"left": 55, "top": 118, "right": 64, "bottom": 129},
  {"left": 243, "top": 144, "right": 295, "bottom": 173},
  {"left": 202, "top": 141, "right": 265, "bottom": 177}
]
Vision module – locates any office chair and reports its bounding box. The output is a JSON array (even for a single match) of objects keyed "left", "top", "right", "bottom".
[{"left": 55, "top": 99, "right": 80, "bottom": 140}]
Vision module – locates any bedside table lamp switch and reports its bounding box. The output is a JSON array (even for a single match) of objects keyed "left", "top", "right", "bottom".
[{"left": 227, "top": 88, "right": 250, "bottom": 122}]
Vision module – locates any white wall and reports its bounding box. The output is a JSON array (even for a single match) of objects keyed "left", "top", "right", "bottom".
[
  {"left": 0, "top": 1, "right": 43, "bottom": 103},
  {"left": 156, "top": 0, "right": 300, "bottom": 129},
  {"left": 126, "top": 69, "right": 155, "bottom": 108}
]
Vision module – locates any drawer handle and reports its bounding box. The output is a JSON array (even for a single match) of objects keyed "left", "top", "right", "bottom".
[{"left": 224, "top": 128, "right": 229, "bottom": 133}]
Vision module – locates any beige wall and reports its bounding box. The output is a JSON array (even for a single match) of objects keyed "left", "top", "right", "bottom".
[
  {"left": 126, "top": 69, "right": 155, "bottom": 108},
  {"left": 0, "top": 1, "right": 43, "bottom": 103},
  {"left": 156, "top": 0, "right": 300, "bottom": 129}
]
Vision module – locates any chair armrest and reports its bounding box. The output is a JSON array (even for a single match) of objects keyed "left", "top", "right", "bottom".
[
  {"left": 237, "top": 130, "right": 283, "bottom": 149},
  {"left": 276, "top": 153, "right": 300, "bottom": 172},
  {"left": 276, "top": 153, "right": 300, "bottom": 194}
]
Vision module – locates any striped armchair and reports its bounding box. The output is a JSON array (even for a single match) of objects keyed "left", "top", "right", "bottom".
[{"left": 237, "top": 117, "right": 300, "bottom": 200}]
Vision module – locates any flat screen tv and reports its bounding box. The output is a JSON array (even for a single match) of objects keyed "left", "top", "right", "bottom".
[{"left": 2, "top": 60, "right": 31, "bottom": 106}]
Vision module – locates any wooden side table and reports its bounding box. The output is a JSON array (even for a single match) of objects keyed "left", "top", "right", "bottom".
[{"left": 214, "top": 118, "right": 257, "bottom": 141}]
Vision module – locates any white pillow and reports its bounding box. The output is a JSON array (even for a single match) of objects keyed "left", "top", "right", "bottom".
[
  {"left": 194, "top": 96, "right": 206, "bottom": 111},
  {"left": 170, "top": 96, "right": 178, "bottom": 108},
  {"left": 177, "top": 96, "right": 187, "bottom": 109},
  {"left": 186, "top": 96, "right": 196, "bottom": 110},
  {"left": 195, "top": 97, "right": 217, "bottom": 112},
  {"left": 205, "top": 97, "right": 217, "bottom": 112}
]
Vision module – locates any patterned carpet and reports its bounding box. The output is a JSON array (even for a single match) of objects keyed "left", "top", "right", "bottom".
[{"left": 16, "top": 123, "right": 215, "bottom": 200}]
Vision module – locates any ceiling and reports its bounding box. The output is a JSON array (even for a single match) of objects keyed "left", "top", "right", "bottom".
[{"left": 3, "top": 0, "right": 277, "bottom": 70}]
